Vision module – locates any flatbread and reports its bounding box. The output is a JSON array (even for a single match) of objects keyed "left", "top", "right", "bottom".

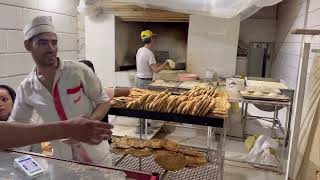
[
  {"left": 163, "top": 140, "right": 181, "bottom": 152},
  {"left": 201, "top": 99, "right": 216, "bottom": 116},
  {"left": 185, "top": 155, "right": 207, "bottom": 168},
  {"left": 129, "top": 148, "right": 152, "bottom": 157},
  {"left": 167, "top": 59, "right": 176, "bottom": 69},
  {"left": 41, "top": 142, "right": 53, "bottom": 156},
  {"left": 147, "top": 139, "right": 166, "bottom": 149},
  {"left": 153, "top": 151, "right": 186, "bottom": 171},
  {"left": 112, "top": 137, "right": 131, "bottom": 149},
  {"left": 127, "top": 138, "right": 147, "bottom": 148},
  {"left": 180, "top": 148, "right": 203, "bottom": 157},
  {"left": 110, "top": 146, "right": 130, "bottom": 155}
]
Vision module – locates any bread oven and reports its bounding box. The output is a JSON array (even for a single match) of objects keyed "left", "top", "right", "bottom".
[{"left": 115, "top": 19, "right": 189, "bottom": 71}]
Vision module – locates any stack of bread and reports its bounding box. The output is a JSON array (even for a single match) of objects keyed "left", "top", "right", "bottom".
[
  {"left": 111, "top": 137, "right": 207, "bottom": 171},
  {"left": 111, "top": 87, "right": 230, "bottom": 118}
]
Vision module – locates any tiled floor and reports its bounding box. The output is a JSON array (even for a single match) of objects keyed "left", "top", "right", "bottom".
[{"left": 110, "top": 103, "right": 289, "bottom": 180}]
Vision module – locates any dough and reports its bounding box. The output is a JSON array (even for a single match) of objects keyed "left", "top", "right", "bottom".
[
  {"left": 253, "top": 91, "right": 264, "bottom": 96},
  {"left": 166, "top": 59, "right": 176, "bottom": 69},
  {"left": 267, "top": 92, "right": 278, "bottom": 97},
  {"left": 240, "top": 90, "right": 250, "bottom": 95}
]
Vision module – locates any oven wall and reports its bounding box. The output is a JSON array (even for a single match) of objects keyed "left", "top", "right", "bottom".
[
  {"left": 115, "top": 19, "right": 143, "bottom": 71},
  {"left": 187, "top": 15, "right": 240, "bottom": 78},
  {"left": 115, "top": 20, "right": 188, "bottom": 71}
]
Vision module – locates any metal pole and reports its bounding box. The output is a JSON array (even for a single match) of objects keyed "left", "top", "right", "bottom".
[{"left": 139, "top": 118, "right": 143, "bottom": 171}]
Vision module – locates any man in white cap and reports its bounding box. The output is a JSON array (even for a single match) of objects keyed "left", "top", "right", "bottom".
[{"left": 9, "top": 16, "right": 112, "bottom": 165}]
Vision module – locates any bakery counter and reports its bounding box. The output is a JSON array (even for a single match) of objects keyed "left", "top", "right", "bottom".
[{"left": 0, "top": 150, "right": 158, "bottom": 180}]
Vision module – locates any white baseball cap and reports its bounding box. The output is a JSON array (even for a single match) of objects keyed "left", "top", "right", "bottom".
[{"left": 23, "top": 16, "right": 56, "bottom": 40}]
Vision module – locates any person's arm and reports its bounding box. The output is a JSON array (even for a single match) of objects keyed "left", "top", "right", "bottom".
[
  {"left": 79, "top": 63, "right": 111, "bottom": 121},
  {"left": 148, "top": 51, "right": 168, "bottom": 73},
  {"left": 150, "top": 62, "right": 168, "bottom": 73},
  {"left": 0, "top": 116, "right": 113, "bottom": 149},
  {"left": 90, "top": 101, "right": 110, "bottom": 120},
  {"left": 8, "top": 85, "right": 34, "bottom": 123}
]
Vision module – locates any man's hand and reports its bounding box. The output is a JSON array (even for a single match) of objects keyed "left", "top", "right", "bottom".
[{"left": 62, "top": 116, "right": 113, "bottom": 145}]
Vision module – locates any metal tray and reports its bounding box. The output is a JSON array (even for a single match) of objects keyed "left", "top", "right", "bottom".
[{"left": 240, "top": 93, "right": 290, "bottom": 102}]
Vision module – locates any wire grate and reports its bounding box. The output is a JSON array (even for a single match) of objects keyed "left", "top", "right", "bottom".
[
  {"left": 116, "top": 155, "right": 165, "bottom": 174},
  {"left": 111, "top": 152, "right": 220, "bottom": 180},
  {"left": 164, "top": 162, "right": 219, "bottom": 180}
]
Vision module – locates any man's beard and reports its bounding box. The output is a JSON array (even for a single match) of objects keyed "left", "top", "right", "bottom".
[{"left": 35, "top": 54, "right": 58, "bottom": 67}]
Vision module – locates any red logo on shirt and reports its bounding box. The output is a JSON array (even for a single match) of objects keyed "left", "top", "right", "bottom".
[{"left": 67, "top": 84, "right": 82, "bottom": 94}]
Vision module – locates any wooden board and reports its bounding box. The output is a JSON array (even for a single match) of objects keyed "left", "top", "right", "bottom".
[
  {"left": 291, "top": 29, "right": 320, "bottom": 35},
  {"left": 102, "top": 0, "right": 189, "bottom": 22}
]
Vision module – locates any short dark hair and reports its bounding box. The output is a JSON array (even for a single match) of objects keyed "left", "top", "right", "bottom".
[
  {"left": 142, "top": 37, "right": 152, "bottom": 45},
  {"left": 79, "top": 60, "right": 95, "bottom": 73},
  {"left": 0, "top": 85, "right": 16, "bottom": 103}
]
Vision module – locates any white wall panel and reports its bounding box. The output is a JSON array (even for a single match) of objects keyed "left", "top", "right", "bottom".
[
  {"left": 0, "top": 53, "right": 34, "bottom": 78},
  {"left": 58, "top": 51, "right": 78, "bottom": 60},
  {"left": 58, "top": 33, "right": 77, "bottom": 51},
  {"left": 306, "top": 9, "right": 320, "bottom": 28},
  {"left": 37, "top": 0, "right": 78, "bottom": 16},
  {"left": 309, "top": 0, "right": 320, "bottom": 13},
  {"left": 0, "top": 75, "right": 27, "bottom": 90},
  {"left": 0, "top": 29, "right": 6, "bottom": 53},
  {"left": 187, "top": 15, "right": 240, "bottom": 78},
  {"left": 0, "top": 1, "right": 78, "bottom": 88},
  {"left": 0, "top": 0, "right": 37, "bottom": 9},
  {"left": 6, "top": 30, "right": 26, "bottom": 53},
  {"left": 23, "top": 9, "right": 77, "bottom": 34},
  {"left": 85, "top": 14, "right": 116, "bottom": 87},
  {"left": 279, "top": 42, "right": 302, "bottom": 56},
  {"left": 0, "top": 4, "right": 23, "bottom": 29}
]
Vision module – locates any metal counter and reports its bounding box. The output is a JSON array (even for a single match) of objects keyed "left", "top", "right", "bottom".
[{"left": 0, "top": 150, "right": 157, "bottom": 180}]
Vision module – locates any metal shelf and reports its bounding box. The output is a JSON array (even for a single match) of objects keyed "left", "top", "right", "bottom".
[
  {"left": 108, "top": 107, "right": 225, "bottom": 128},
  {"left": 107, "top": 106, "right": 226, "bottom": 180}
]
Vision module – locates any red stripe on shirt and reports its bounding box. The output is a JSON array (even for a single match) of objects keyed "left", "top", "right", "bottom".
[
  {"left": 53, "top": 82, "right": 68, "bottom": 121},
  {"left": 52, "top": 81, "right": 93, "bottom": 163}
]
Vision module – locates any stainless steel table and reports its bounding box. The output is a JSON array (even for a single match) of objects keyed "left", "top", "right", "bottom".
[{"left": 228, "top": 90, "right": 292, "bottom": 173}]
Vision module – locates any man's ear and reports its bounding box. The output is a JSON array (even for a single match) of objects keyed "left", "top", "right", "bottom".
[{"left": 24, "top": 40, "right": 32, "bottom": 52}]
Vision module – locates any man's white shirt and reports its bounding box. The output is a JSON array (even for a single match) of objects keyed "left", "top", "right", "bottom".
[
  {"left": 9, "top": 60, "right": 111, "bottom": 164},
  {"left": 136, "top": 47, "right": 156, "bottom": 79}
]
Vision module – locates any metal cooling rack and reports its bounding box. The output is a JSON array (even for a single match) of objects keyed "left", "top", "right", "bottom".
[{"left": 111, "top": 151, "right": 220, "bottom": 180}]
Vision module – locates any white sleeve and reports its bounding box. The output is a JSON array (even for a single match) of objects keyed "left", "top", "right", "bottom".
[
  {"left": 148, "top": 52, "right": 157, "bottom": 65},
  {"left": 80, "top": 64, "right": 109, "bottom": 104},
  {"left": 8, "top": 85, "right": 34, "bottom": 123}
]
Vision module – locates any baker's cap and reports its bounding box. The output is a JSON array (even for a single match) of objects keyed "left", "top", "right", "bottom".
[{"left": 23, "top": 16, "right": 56, "bottom": 40}]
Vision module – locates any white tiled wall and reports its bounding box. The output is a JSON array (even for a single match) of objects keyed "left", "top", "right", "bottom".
[
  {"left": 0, "top": 0, "right": 79, "bottom": 89},
  {"left": 239, "top": 6, "right": 277, "bottom": 46},
  {"left": 273, "top": 0, "right": 320, "bottom": 89},
  {"left": 272, "top": 0, "right": 307, "bottom": 89}
]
